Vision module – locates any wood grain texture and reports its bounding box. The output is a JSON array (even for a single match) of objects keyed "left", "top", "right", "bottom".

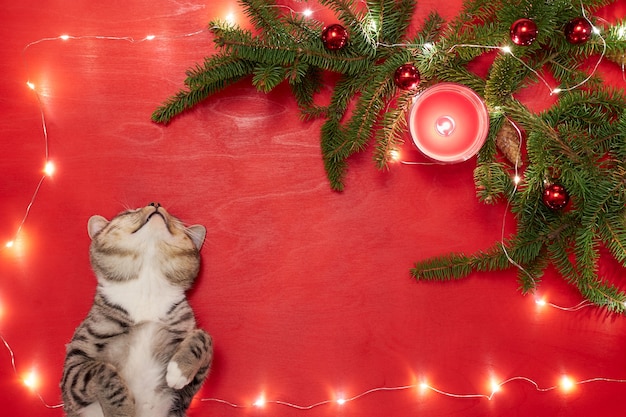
[{"left": 1, "top": 1, "right": 626, "bottom": 416}]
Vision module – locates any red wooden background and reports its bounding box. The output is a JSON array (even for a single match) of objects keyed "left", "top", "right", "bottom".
[{"left": 1, "top": 1, "right": 626, "bottom": 416}]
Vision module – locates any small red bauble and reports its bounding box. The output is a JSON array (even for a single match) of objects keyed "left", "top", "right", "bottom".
[
  {"left": 394, "top": 63, "right": 421, "bottom": 90},
  {"left": 542, "top": 183, "right": 570, "bottom": 210},
  {"left": 564, "top": 17, "right": 593, "bottom": 44},
  {"left": 510, "top": 18, "right": 538, "bottom": 46},
  {"left": 321, "top": 24, "right": 349, "bottom": 50}
]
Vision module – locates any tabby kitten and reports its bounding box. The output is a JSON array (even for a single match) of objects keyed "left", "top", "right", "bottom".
[{"left": 61, "top": 203, "right": 213, "bottom": 417}]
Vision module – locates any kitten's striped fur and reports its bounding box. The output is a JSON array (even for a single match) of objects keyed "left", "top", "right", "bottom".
[{"left": 61, "top": 204, "right": 212, "bottom": 417}]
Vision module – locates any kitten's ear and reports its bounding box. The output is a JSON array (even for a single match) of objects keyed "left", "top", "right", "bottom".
[
  {"left": 88, "top": 215, "right": 109, "bottom": 239},
  {"left": 187, "top": 225, "right": 206, "bottom": 250}
]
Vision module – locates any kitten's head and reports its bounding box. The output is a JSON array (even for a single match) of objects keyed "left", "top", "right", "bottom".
[{"left": 87, "top": 203, "right": 206, "bottom": 289}]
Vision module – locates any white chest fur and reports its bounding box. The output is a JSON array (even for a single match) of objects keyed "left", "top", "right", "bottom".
[
  {"left": 99, "top": 263, "right": 184, "bottom": 323},
  {"left": 123, "top": 323, "right": 174, "bottom": 417},
  {"left": 78, "top": 323, "right": 175, "bottom": 417}
]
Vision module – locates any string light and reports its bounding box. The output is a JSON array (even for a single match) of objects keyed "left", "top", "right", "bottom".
[
  {"left": 22, "top": 370, "right": 39, "bottom": 390},
  {"left": 5, "top": 331, "right": 604, "bottom": 413},
  {"left": 560, "top": 375, "right": 575, "bottom": 392},
  {"left": 43, "top": 161, "right": 55, "bottom": 177},
  {"left": 535, "top": 297, "right": 595, "bottom": 312},
  {"left": 2, "top": 27, "right": 206, "bottom": 252},
  {"left": 224, "top": 13, "right": 237, "bottom": 25},
  {"left": 0, "top": 334, "right": 62, "bottom": 409},
  {"left": 253, "top": 395, "right": 266, "bottom": 407},
  {"left": 387, "top": 149, "right": 401, "bottom": 162}
]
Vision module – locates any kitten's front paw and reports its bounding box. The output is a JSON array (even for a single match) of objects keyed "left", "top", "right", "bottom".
[{"left": 166, "top": 361, "right": 192, "bottom": 389}]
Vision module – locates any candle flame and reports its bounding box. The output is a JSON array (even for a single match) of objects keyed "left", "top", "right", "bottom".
[{"left": 435, "top": 116, "right": 456, "bottom": 137}]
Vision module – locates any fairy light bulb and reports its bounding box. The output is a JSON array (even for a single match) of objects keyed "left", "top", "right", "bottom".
[
  {"left": 388, "top": 149, "right": 401, "bottom": 162},
  {"left": 59, "top": 34, "right": 70, "bottom": 40},
  {"left": 419, "top": 381, "right": 429, "bottom": 392},
  {"left": 23, "top": 370, "right": 39, "bottom": 390},
  {"left": 26, "top": 81, "right": 36, "bottom": 90},
  {"left": 145, "top": 34, "right": 155, "bottom": 41},
  {"left": 560, "top": 375, "right": 575, "bottom": 392},
  {"left": 225, "top": 13, "right": 236, "bottom": 25},
  {"left": 302, "top": 8, "right": 313, "bottom": 17},
  {"left": 336, "top": 397, "right": 346, "bottom": 405},
  {"left": 5, "top": 240, "right": 14, "bottom": 248},
  {"left": 253, "top": 395, "right": 265, "bottom": 407},
  {"left": 490, "top": 378, "right": 502, "bottom": 395},
  {"left": 43, "top": 161, "right": 55, "bottom": 176}
]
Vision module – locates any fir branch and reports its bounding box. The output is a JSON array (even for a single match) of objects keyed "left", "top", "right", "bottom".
[
  {"left": 184, "top": 53, "right": 256, "bottom": 88},
  {"left": 153, "top": 79, "right": 243, "bottom": 124},
  {"left": 237, "top": 0, "right": 289, "bottom": 40},
  {"left": 373, "top": 90, "right": 413, "bottom": 169},
  {"left": 600, "top": 216, "right": 626, "bottom": 266},
  {"left": 318, "top": 0, "right": 377, "bottom": 57},
  {"left": 252, "top": 63, "right": 287, "bottom": 92},
  {"left": 473, "top": 161, "right": 512, "bottom": 204},
  {"left": 372, "top": 0, "right": 416, "bottom": 45}
]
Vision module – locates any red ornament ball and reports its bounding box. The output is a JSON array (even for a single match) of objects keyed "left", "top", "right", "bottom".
[
  {"left": 542, "top": 183, "right": 570, "bottom": 210},
  {"left": 394, "top": 63, "right": 421, "bottom": 90},
  {"left": 321, "top": 24, "right": 349, "bottom": 50},
  {"left": 564, "top": 17, "right": 593, "bottom": 44},
  {"left": 510, "top": 18, "right": 538, "bottom": 46}
]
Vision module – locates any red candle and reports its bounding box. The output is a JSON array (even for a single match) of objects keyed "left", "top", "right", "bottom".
[{"left": 408, "top": 83, "right": 489, "bottom": 163}]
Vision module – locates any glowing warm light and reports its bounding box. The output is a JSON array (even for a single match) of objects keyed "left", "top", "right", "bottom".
[
  {"left": 225, "top": 13, "right": 236, "bottom": 25},
  {"left": 23, "top": 370, "right": 39, "bottom": 390},
  {"left": 592, "top": 26, "right": 601, "bottom": 35},
  {"left": 419, "top": 381, "right": 429, "bottom": 392},
  {"left": 145, "top": 34, "right": 156, "bottom": 41},
  {"left": 253, "top": 396, "right": 265, "bottom": 407},
  {"left": 560, "top": 375, "right": 575, "bottom": 392},
  {"left": 387, "top": 149, "right": 401, "bottom": 162},
  {"left": 302, "top": 8, "right": 313, "bottom": 17},
  {"left": 490, "top": 378, "right": 501, "bottom": 394},
  {"left": 535, "top": 297, "right": 547, "bottom": 307},
  {"left": 500, "top": 45, "right": 512, "bottom": 54},
  {"left": 5, "top": 240, "right": 14, "bottom": 248},
  {"left": 43, "top": 161, "right": 55, "bottom": 176},
  {"left": 618, "top": 26, "right": 626, "bottom": 39},
  {"left": 26, "top": 81, "right": 36, "bottom": 90},
  {"left": 435, "top": 115, "right": 456, "bottom": 137},
  {"left": 59, "top": 34, "right": 70, "bottom": 40},
  {"left": 336, "top": 397, "right": 346, "bottom": 405},
  {"left": 513, "top": 175, "right": 521, "bottom": 185},
  {"left": 368, "top": 19, "right": 378, "bottom": 33},
  {"left": 552, "top": 88, "right": 562, "bottom": 94}
]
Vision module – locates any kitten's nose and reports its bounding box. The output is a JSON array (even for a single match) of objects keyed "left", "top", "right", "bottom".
[{"left": 149, "top": 202, "right": 161, "bottom": 208}]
